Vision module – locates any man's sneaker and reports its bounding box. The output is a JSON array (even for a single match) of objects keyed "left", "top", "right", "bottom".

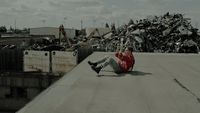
[
  {"left": 88, "top": 61, "right": 97, "bottom": 67},
  {"left": 91, "top": 65, "right": 102, "bottom": 74}
]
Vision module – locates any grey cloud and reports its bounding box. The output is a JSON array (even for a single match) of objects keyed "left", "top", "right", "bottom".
[
  {"left": 48, "top": 1, "right": 61, "bottom": 7},
  {"left": 67, "top": 0, "right": 102, "bottom": 7},
  {"left": 98, "top": 7, "right": 112, "bottom": 15},
  {"left": 0, "top": 0, "right": 18, "bottom": 7},
  {"left": 21, "top": 4, "right": 30, "bottom": 10},
  {"left": 49, "top": 0, "right": 102, "bottom": 9},
  {"left": 0, "top": 0, "right": 199, "bottom": 29},
  {"left": 10, "top": 4, "right": 35, "bottom": 14}
]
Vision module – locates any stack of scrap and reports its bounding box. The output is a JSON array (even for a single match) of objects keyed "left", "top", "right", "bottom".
[
  {"left": 25, "top": 13, "right": 199, "bottom": 53},
  {"left": 102, "top": 13, "right": 199, "bottom": 53}
]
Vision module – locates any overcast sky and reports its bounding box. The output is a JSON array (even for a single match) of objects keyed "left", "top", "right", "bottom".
[{"left": 0, "top": 0, "right": 200, "bottom": 29}]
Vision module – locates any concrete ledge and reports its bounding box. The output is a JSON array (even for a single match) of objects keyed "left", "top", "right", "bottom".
[{"left": 17, "top": 52, "right": 200, "bottom": 113}]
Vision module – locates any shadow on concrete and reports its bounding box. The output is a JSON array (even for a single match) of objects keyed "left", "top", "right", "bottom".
[
  {"left": 126, "top": 71, "right": 152, "bottom": 76},
  {"left": 97, "top": 74, "right": 117, "bottom": 77},
  {"left": 98, "top": 70, "right": 152, "bottom": 77}
]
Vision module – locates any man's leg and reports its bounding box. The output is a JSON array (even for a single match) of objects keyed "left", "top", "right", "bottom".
[
  {"left": 91, "top": 57, "right": 122, "bottom": 74},
  {"left": 88, "top": 56, "right": 109, "bottom": 66},
  {"left": 101, "top": 57, "right": 122, "bottom": 73},
  {"left": 95, "top": 56, "right": 110, "bottom": 64}
]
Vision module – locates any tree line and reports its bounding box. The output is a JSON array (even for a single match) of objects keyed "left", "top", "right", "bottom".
[{"left": 0, "top": 26, "right": 30, "bottom": 34}]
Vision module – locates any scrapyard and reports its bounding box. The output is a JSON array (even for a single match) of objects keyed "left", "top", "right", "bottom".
[
  {"left": 0, "top": 12, "right": 200, "bottom": 113},
  {"left": 81, "top": 13, "right": 200, "bottom": 53}
]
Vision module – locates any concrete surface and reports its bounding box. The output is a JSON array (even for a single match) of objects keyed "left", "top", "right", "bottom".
[{"left": 17, "top": 52, "right": 200, "bottom": 113}]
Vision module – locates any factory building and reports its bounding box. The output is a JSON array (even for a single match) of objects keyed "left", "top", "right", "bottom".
[{"left": 30, "top": 27, "right": 76, "bottom": 39}]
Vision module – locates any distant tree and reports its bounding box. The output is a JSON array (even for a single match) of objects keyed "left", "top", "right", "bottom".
[
  {"left": 28, "top": 28, "right": 30, "bottom": 33},
  {"left": 9, "top": 26, "right": 15, "bottom": 33},
  {"left": 23, "top": 28, "right": 30, "bottom": 34},
  {"left": 105, "top": 23, "right": 109, "bottom": 28},
  {"left": 15, "top": 29, "right": 22, "bottom": 34},
  {"left": 0, "top": 26, "right": 7, "bottom": 33}
]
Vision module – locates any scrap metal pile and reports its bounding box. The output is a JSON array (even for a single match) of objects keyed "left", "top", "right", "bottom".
[
  {"left": 6, "top": 13, "right": 198, "bottom": 53},
  {"left": 99, "top": 13, "right": 200, "bottom": 53}
]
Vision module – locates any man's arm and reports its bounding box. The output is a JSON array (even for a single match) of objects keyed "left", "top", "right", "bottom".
[
  {"left": 115, "top": 51, "right": 130, "bottom": 61},
  {"left": 115, "top": 38, "right": 128, "bottom": 60}
]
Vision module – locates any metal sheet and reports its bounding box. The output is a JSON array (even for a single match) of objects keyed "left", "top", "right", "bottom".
[
  {"left": 23, "top": 50, "right": 50, "bottom": 72},
  {"left": 51, "top": 51, "right": 76, "bottom": 73}
]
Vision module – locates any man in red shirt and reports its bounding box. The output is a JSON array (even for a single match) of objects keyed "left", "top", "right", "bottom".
[{"left": 88, "top": 47, "right": 135, "bottom": 74}]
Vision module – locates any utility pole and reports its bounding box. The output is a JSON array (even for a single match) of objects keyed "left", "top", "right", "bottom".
[
  {"left": 93, "top": 19, "right": 96, "bottom": 28},
  {"left": 14, "top": 19, "right": 16, "bottom": 33},
  {"left": 81, "top": 20, "right": 83, "bottom": 30},
  {"left": 64, "top": 17, "right": 67, "bottom": 27}
]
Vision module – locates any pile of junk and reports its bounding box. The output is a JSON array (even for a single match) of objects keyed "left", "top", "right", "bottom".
[
  {"left": 26, "top": 13, "right": 200, "bottom": 53},
  {"left": 88, "top": 13, "right": 200, "bottom": 53}
]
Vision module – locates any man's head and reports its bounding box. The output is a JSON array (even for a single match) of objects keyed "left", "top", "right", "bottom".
[{"left": 126, "top": 46, "right": 133, "bottom": 52}]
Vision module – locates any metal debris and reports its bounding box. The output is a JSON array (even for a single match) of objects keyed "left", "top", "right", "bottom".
[
  {"left": 86, "top": 13, "right": 200, "bottom": 53},
  {"left": 4, "top": 13, "right": 198, "bottom": 53}
]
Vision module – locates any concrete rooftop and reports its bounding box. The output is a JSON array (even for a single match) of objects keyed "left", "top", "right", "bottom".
[{"left": 17, "top": 52, "right": 200, "bottom": 113}]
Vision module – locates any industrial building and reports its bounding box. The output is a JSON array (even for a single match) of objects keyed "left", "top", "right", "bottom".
[{"left": 30, "top": 27, "right": 76, "bottom": 39}]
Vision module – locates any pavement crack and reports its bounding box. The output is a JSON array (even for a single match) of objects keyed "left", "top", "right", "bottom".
[{"left": 174, "top": 78, "right": 200, "bottom": 104}]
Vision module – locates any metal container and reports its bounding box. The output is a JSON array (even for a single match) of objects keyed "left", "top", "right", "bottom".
[
  {"left": 23, "top": 50, "right": 50, "bottom": 72},
  {"left": 51, "top": 51, "right": 76, "bottom": 73}
]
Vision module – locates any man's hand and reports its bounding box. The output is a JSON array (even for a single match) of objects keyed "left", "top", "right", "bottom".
[{"left": 116, "top": 45, "right": 120, "bottom": 52}]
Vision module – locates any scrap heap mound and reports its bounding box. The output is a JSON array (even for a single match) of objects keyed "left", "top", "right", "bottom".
[
  {"left": 103, "top": 13, "right": 200, "bottom": 53},
  {"left": 13, "top": 13, "right": 199, "bottom": 53}
]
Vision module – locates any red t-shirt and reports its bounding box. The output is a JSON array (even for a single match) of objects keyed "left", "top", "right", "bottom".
[{"left": 115, "top": 51, "right": 135, "bottom": 72}]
